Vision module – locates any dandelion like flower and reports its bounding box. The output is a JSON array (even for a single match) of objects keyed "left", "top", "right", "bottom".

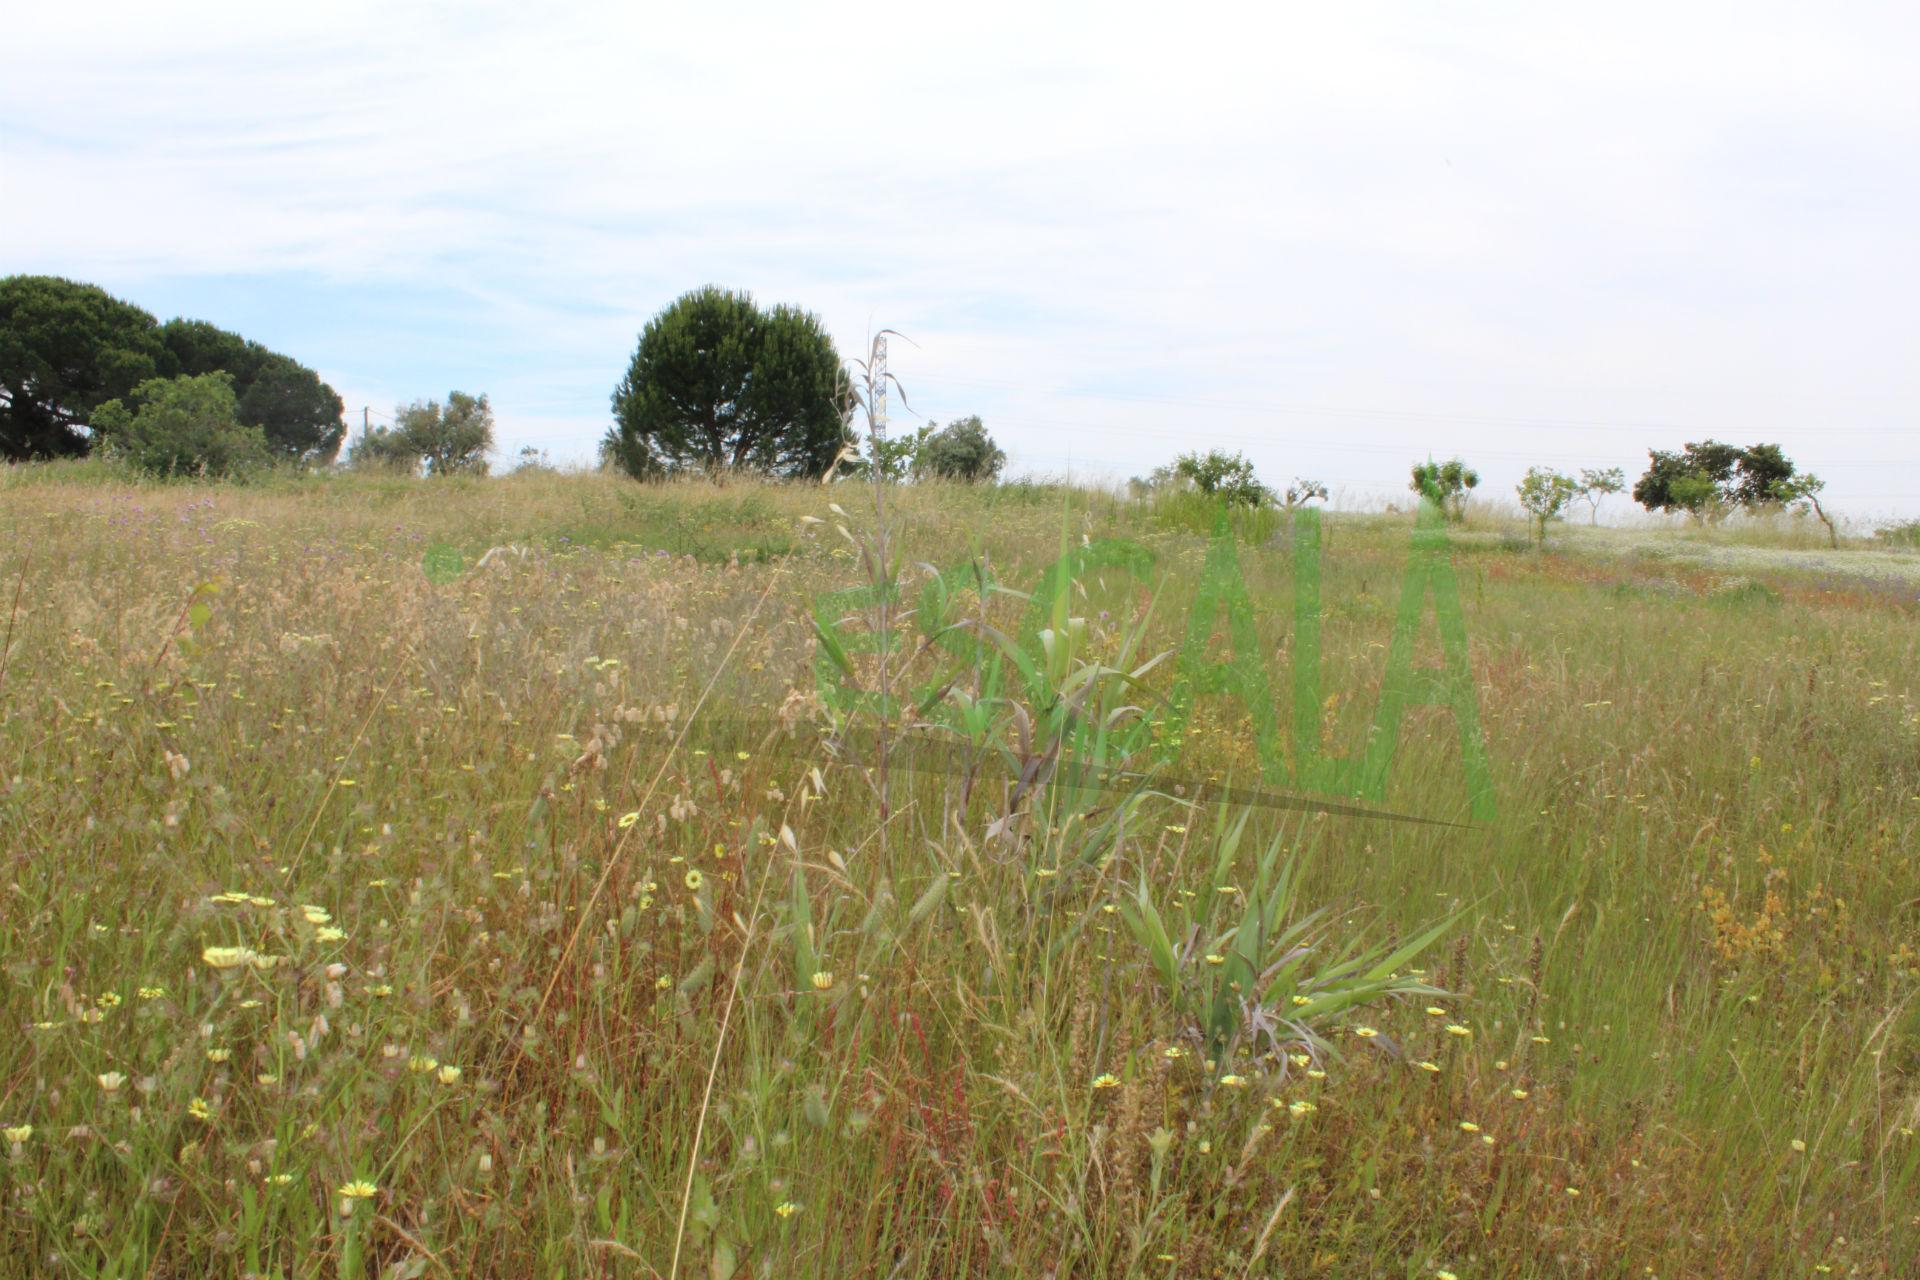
[
  {"left": 655, "top": 975, "right": 672, "bottom": 990},
  {"left": 301, "top": 905, "right": 331, "bottom": 925},
  {"left": 810, "top": 971, "right": 834, "bottom": 990},
  {"left": 1417, "top": 1061, "right": 1441, "bottom": 1073},
  {"left": 1445, "top": 1024, "right": 1471, "bottom": 1038},
  {"left": 1288, "top": 1100, "right": 1315, "bottom": 1117},
  {"left": 97, "top": 1072, "right": 126, "bottom": 1094},
  {"left": 1092, "top": 1073, "right": 1121, "bottom": 1090},
  {"left": 683, "top": 869, "right": 703, "bottom": 892},
  {"left": 437, "top": 1065, "right": 462, "bottom": 1085},
  {"left": 407, "top": 1055, "right": 438, "bottom": 1074},
  {"left": 205, "top": 1048, "right": 231, "bottom": 1063},
  {"left": 1426, "top": 1006, "right": 1447, "bottom": 1017},
  {"left": 618, "top": 812, "right": 640, "bottom": 829},
  {"left": 1437, "top": 1271, "right": 1459, "bottom": 1280},
  {"left": 202, "top": 946, "right": 255, "bottom": 970},
  {"left": 4, "top": 1125, "right": 30, "bottom": 1144},
  {"left": 136, "top": 986, "right": 164, "bottom": 1000},
  {"left": 1510, "top": 1088, "right": 1529, "bottom": 1100},
  {"left": 1218, "top": 1074, "right": 1247, "bottom": 1088},
  {"left": 774, "top": 1201, "right": 797, "bottom": 1218},
  {"left": 338, "top": 1180, "right": 378, "bottom": 1208},
  {"left": 1353, "top": 1026, "right": 1379, "bottom": 1039},
  {"left": 187, "top": 1097, "right": 212, "bottom": 1122},
  {"left": 1204, "top": 954, "right": 1226, "bottom": 966},
  {"left": 315, "top": 926, "right": 346, "bottom": 943},
  {"left": 1458, "top": 1121, "right": 1480, "bottom": 1133}
]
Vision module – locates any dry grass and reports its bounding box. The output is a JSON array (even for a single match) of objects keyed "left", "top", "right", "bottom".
[{"left": 2, "top": 465, "right": 1918, "bottom": 1278}]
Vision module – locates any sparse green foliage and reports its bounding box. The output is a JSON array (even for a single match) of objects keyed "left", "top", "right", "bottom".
[
  {"left": 1409, "top": 457, "right": 1479, "bottom": 520},
  {"left": 1874, "top": 518, "right": 1920, "bottom": 548},
  {"left": 844, "top": 424, "right": 930, "bottom": 481},
  {"left": 608, "top": 287, "right": 851, "bottom": 479},
  {"left": 87, "top": 372, "right": 270, "bottom": 478},
  {"left": 1173, "top": 449, "right": 1272, "bottom": 507},
  {"left": 349, "top": 392, "right": 494, "bottom": 476},
  {"left": 1283, "top": 477, "right": 1329, "bottom": 509},
  {"left": 1573, "top": 466, "right": 1625, "bottom": 524},
  {"left": 1516, "top": 466, "right": 1579, "bottom": 544},
  {"left": 1771, "top": 472, "right": 1837, "bottom": 547}
]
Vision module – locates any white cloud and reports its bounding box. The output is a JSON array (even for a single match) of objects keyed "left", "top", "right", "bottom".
[{"left": 5, "top": 0, "right": 1917, "bottom": 513}]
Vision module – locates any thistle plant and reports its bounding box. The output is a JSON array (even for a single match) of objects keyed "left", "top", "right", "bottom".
[{"left": 1121, "top": 806, "right": 1455, "bottom": 1065}]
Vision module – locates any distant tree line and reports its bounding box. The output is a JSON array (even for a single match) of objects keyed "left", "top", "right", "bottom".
[
  {"left": 0, "top": 275, "right": 345, "bottom": 467},
  {"left": 1124, "top": 441, "right": 1834, "bottom": 548}
]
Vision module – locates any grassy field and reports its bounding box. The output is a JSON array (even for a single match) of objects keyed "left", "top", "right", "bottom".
[{"left": 2, "top": 466, "right": 1918, "bottom": 1278}]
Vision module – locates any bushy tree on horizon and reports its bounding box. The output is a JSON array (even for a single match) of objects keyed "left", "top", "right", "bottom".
[
  {"left": 915, "top": 415, "right": 1005, "bottom": 482},
  {"left": 1516, "top": 465, "right": 1578, "bottom": 544},
  {"left": 1, "top": 275, "right": 171, "bottom": 460},
  {"left": 88, "top": 372, "right": 270, "bottom": 478},
  {"left": 1410, "top": 457, "right": 1479, "bottom": 520},
  {"left": 160, "top": 318, "right": 346, "bottom": 463},
  {"left": 348, "top": 392, "right": 494, "bottom": 476},
  {"left": 606, "top": 287, "right": 851, "bottom": 480},
  {"left": 1173, "top": 449, "right": 1272, "bottom": 507},
  {"left": 1633, "top": 440, "right": 1797, "bottom": 522}
]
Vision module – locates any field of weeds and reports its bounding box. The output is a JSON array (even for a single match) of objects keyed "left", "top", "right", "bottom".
[{"left": 3, "top": 468, "right": 1919, "bottom": 1278}]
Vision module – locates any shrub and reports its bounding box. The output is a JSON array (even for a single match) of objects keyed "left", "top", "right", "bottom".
[
  {"left": 1172, "top": 450, "right": 1272, "bottom": 507},
  {"left": 915, "top": 415, "right": 1005, "bottom": 482},
  {"left": 1409, "top": 457, "right": 1479, "bottom": 520},
  {"left": 87, "top": 372, "right": 270, "bottom": 479},
  {"left": 1516, "top": 466, "right": 1578, "bottom": 544},
  {"left": 348, "top": 392, "right": 494, "bottom": 476},
  {"left": 1874, "top": 519, "right": 1920, "bottom": 549}
]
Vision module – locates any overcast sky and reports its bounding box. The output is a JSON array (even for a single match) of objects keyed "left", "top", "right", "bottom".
[{"left": 6, "top": 1, "right": 1917, "bottom": 517}]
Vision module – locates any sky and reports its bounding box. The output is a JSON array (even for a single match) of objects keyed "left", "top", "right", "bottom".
[{"left": 5, "top": 1, "right": 1918, "bottom": 519}]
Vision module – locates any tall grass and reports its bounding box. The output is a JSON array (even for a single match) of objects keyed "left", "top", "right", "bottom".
[{"left": 1, "top": 466, "right": 1917, "bottom": 1277}]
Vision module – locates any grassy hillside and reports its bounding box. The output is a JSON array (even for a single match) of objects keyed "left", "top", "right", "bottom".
[{"left": 2, "top": 467, "right": 1917, "bottom": 1278}]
